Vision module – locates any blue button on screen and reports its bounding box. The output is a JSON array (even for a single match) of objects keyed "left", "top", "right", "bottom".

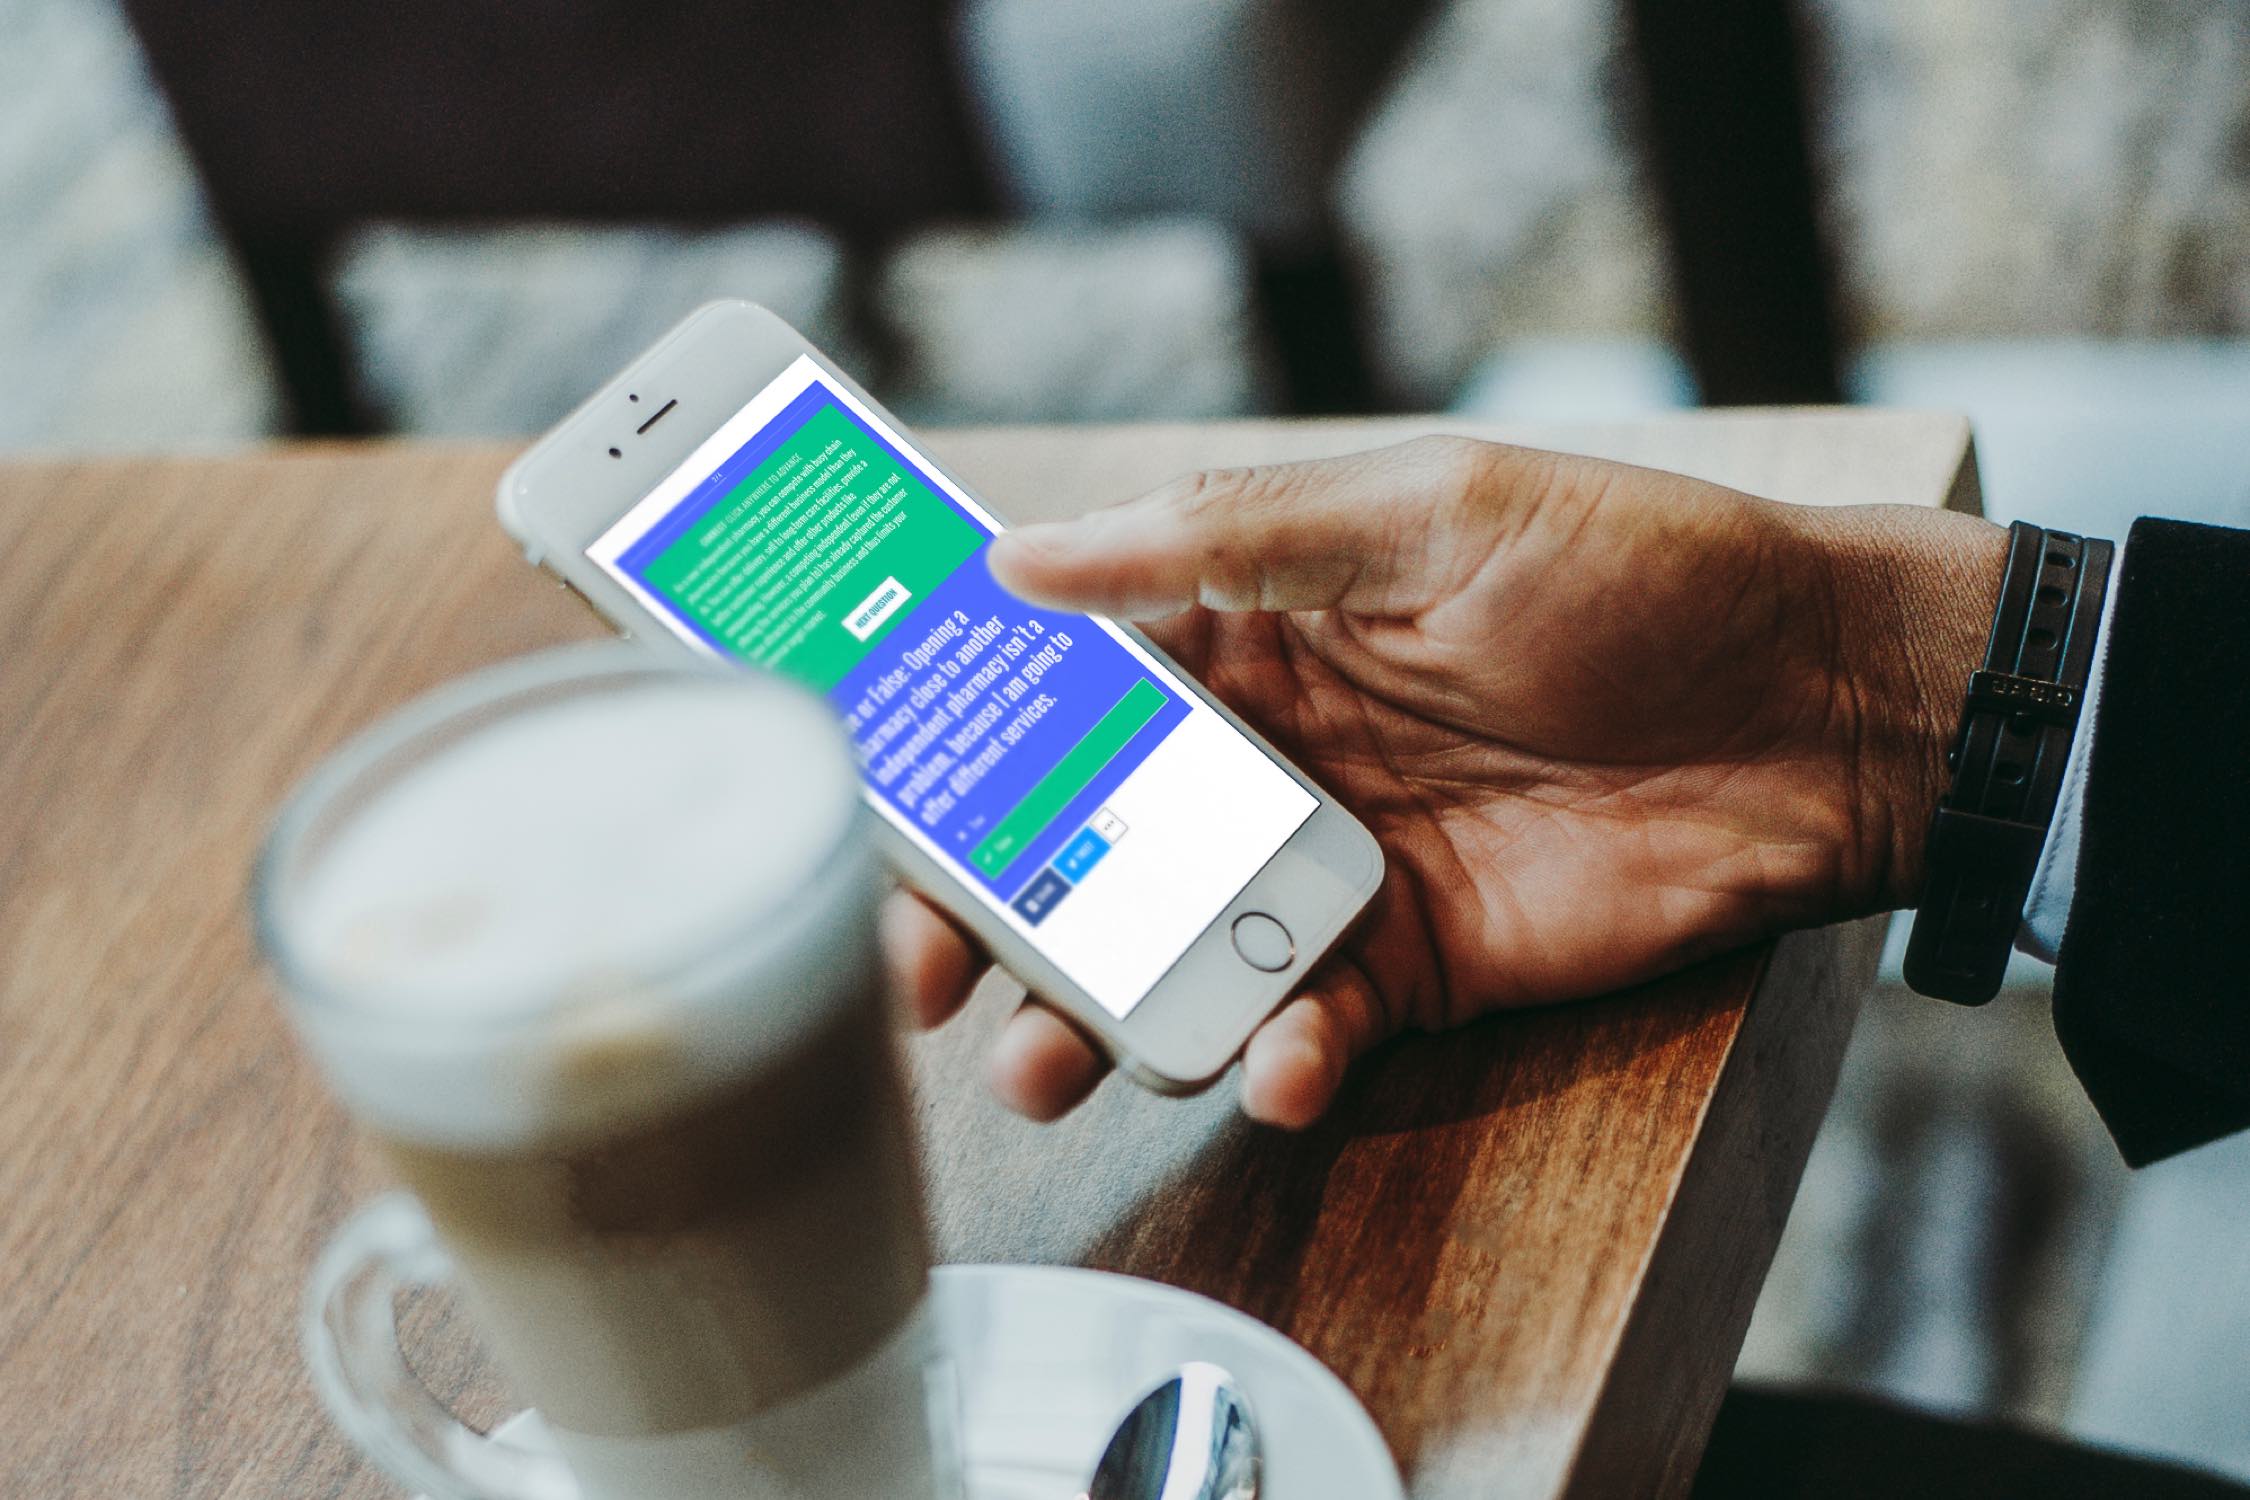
[
  {"left": 1054, "top": 828, "right": 1112, "bottom": 882},
  {"left": 1009, "top": 867, "right": 1073, "bottom": 927}
]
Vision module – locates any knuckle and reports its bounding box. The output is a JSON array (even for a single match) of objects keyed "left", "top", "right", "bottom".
[
  {"left": 1161, "top": 464, "right": 1262, "bottom": 522},
  {"left": 1383, "top": 434, "right": 1492, "bottom": 530},
  {"left": 1405, "top": 435, "right": 1510, "bottom": 524},
  {"left": 1167, "top": 465, "right": 1296, "bottom": 607}
]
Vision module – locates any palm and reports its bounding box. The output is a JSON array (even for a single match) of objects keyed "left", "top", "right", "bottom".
[{"left": 1140, "top": 480, "right": 1856, "bottom": 1033}]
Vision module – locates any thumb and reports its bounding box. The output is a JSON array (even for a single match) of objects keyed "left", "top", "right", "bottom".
[{"left": 986, "top": 436, "right": 1495, "bottom": 620}]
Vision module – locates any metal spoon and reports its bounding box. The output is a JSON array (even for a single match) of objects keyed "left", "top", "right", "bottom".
[{"left": 1081, "top": 1361, "right": 1258, "bottom": 1500}]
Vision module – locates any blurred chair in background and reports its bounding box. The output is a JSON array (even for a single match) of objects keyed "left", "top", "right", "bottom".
[
  {"left": 121, "top": 0, "right": 1444, "bottom": 433},
  {"left": 102, "top": 0, "right": 1858, "bottom": 429},
  {"left": 118, "top": 0, "right": 991, "bottom": 434}
]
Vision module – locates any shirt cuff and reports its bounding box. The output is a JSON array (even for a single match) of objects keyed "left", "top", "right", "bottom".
[{"left": 2017, "top": 538, "right": 2124, "bottom": 962}]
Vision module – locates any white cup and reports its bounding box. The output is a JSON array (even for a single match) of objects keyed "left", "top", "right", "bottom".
[{"left": 255, "top": 645, "right": 959, "bottom": 1500}]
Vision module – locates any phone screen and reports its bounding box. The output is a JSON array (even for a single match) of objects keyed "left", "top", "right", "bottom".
[{"left": 589, "top": 356, "right": 1315, "bottom": 1018}]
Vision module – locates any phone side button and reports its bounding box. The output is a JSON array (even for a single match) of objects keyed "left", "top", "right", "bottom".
[{"left": 1230, "top": 912, "right": 1295, "bottom": 973}]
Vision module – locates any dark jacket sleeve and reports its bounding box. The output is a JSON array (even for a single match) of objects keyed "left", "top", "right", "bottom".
[{"left": 2052, "top": 517, "right": 2250, "bottom": 1165}]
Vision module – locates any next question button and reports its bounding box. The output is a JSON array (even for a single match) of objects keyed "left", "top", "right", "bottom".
[{"left": 842, "top": 575, "right": 912, "bottom": 641}]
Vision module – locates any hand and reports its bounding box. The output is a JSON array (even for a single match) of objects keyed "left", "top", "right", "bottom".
[{"left": 884, "top": 436, "right": 2007, "bottom": 1127}]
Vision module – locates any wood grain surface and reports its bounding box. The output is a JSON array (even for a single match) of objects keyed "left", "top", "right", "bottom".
[{"left": 0, "top": 411, "right": 1975, "bottom": 1500}]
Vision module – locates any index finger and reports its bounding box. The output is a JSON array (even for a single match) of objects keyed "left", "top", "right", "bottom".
[{"left": 986, "top": 435, "right": 1516, "bottom": 620}]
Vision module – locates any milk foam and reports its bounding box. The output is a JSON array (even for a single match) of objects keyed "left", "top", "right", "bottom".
[{"left": 278, "top": 669, "right": 877, "bottom": 1148}]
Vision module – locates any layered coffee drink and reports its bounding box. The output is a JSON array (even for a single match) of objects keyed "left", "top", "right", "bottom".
[
  {"left": 268, "top": 656, "right": 943, "bottom": 1497},
  {"left": 374, "top": 995, "right": 924, "bottom": 1439}
]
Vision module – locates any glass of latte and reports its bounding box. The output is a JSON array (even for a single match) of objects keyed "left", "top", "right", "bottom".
[{"left": 255, "top": 646, "right": 955, "bottom": 1500}]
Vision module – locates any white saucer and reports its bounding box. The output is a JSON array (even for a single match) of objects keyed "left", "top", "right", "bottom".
[
  {"left": 939, "top": 1264, "right": 1402, "bottom": 1499},
  {"left": 461, "top": 1264, "right": 1402, "bottom": 1499}
]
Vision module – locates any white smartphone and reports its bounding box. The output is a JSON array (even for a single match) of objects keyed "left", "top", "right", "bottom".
[{"left": 497, "top": 301, "right": 1383, "bottom": 1091}]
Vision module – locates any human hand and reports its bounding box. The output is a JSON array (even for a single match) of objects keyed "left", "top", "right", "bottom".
[{"left": 885, "top": 436, "right": 2006, "bottom": 1127}]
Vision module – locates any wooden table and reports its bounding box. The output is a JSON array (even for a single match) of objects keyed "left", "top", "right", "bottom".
[{"left": 0, "top": 410, "right": 1976, "bottom": 1499}]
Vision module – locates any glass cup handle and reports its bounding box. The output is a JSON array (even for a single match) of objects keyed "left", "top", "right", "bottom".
[{"left": 303, "top": 1193, "right": 579, "bottom": 1500}]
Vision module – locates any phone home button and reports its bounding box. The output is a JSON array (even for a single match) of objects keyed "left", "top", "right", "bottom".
[{"left": 1230, "top": 912, "right": 1295, "bottom": 973}]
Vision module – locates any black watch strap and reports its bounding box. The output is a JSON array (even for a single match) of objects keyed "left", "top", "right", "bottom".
[{"left": 1904, "top": 523, "right": 2113, "bottom": 1004}]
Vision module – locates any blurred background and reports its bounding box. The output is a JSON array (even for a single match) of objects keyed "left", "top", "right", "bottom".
[{"left": 6, "top": 0, "right": 2247, "bottom": 1478}]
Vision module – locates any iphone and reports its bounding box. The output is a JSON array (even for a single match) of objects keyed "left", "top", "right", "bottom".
[{"left": 498, "top": 302, "right": 1382, "bottom": 1091}]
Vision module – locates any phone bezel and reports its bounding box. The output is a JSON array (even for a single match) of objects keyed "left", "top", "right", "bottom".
[{"left": 497, "top": 300, "right": 1384, "bottom": 1091}]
